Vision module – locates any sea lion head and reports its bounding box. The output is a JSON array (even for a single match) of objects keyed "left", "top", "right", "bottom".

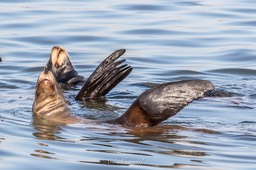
[
  {"left": 45, "top": 46, "right": 83, "bottom": 85},
  {"left": 32, "top": 70, "right": 75, "bottom": 123}
]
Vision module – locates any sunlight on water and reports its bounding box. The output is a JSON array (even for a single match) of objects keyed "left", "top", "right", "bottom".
[{"left": 0, "top": 0, "right": 256, "bottom": 170}]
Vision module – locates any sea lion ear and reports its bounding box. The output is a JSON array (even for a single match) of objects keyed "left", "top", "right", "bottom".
[
  {"left": 117, "top": 80, "right": 215, "bottom": 127},
  {"left": 75, "top": 49, "right": 132, "bottom": 100}
]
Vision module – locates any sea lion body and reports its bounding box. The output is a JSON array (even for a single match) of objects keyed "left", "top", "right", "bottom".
[{"left": 33, "top": 70, "right": 214, "bottom": 127}]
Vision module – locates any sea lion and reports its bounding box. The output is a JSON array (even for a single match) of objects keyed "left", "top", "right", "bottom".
[
  {"left": 0, "top": 57, "right": 2, "bottom": 62},
  {"left": 45, "top": 46, "right": 132, "bottom": 99},
  {"left": 32, "top": 70, "right": 81, "bottom": 124},
  {"left": 45, "top": 46, "right": 84, "bottom": 87},
  {"left": 33, "top": 70, "right": 214, "bottom": 127}
]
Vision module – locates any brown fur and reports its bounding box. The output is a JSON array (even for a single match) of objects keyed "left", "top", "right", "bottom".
[{"left": 112, "top": 101, "right": 155, "bottom": 127}]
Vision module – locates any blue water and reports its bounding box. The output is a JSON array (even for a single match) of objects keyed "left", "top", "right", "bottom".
[{"left": 0, "top": 0, "right": 256, "bottom": 169}]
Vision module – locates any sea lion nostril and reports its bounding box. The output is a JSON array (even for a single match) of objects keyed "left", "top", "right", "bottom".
[{"left": 44, "top": 70, "right": 49, "bottom": 74}]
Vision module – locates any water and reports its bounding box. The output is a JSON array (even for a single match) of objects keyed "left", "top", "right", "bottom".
[{"left": 0, "top": 0, "right": 256, "bottom": 169}]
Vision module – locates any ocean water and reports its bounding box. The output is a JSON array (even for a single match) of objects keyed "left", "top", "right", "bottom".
[{"left": 0, "top": 0, "right": 256, "bottom": 169}]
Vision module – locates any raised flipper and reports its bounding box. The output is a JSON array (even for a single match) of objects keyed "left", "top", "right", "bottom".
[
  {"left": 112, "top": 80, "right": 215, "bottom": 127},
  {"left": 45, "top": 46, "right": 84, "bottom": 87},
  {"left": 75, "top": 49, "right": 133, "bottom": 100}
]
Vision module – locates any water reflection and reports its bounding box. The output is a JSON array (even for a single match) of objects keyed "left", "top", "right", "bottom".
[
  {"left": 31, "top": 149, "right": 56, "bottom": 160},
  {"left": 31, "top": 118, "right": 65, "bottom": 160},
  {"left": 31, "top": 115, "right": 219, "bottom": 168},
  {"left": 32, "top": 117, "right": 65, "bottom": 141},
  {"left": 78, "top": 124, "right": 216, "bottom": 168}
]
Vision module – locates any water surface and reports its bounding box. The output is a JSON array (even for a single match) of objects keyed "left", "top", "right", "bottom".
[{"left": 0, "top": 0, "right": 256, "bottom": 170}]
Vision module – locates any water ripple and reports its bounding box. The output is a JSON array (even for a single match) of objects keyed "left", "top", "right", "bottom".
[
  {"left": 114, "top": 4, "right": 172, "bottom": 11},
  {"left": 1, "top": 0, "right": 256, "bottom": 169}
]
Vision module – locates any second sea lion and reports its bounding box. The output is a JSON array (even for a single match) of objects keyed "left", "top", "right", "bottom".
[
  {"left": 45, "top": 46, "right": 84, "bottom": 86},
  {"left": 32, "top": 70, "right": 214, "bottom": 127}
]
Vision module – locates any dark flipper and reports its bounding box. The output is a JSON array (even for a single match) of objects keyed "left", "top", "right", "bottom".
[
  {"left": 45, "top": 46, "right": 84, "bottom": 86},
  {"left": 112, "top": 80, "right": 215, "bottom": 127},
  {"left": 75, "top": 49, "right": 133, "bottom": 100}
]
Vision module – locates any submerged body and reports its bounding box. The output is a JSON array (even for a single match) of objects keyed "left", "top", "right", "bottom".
[{"left": 33, "top": 70, "right": 214, "bottom": 127}]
